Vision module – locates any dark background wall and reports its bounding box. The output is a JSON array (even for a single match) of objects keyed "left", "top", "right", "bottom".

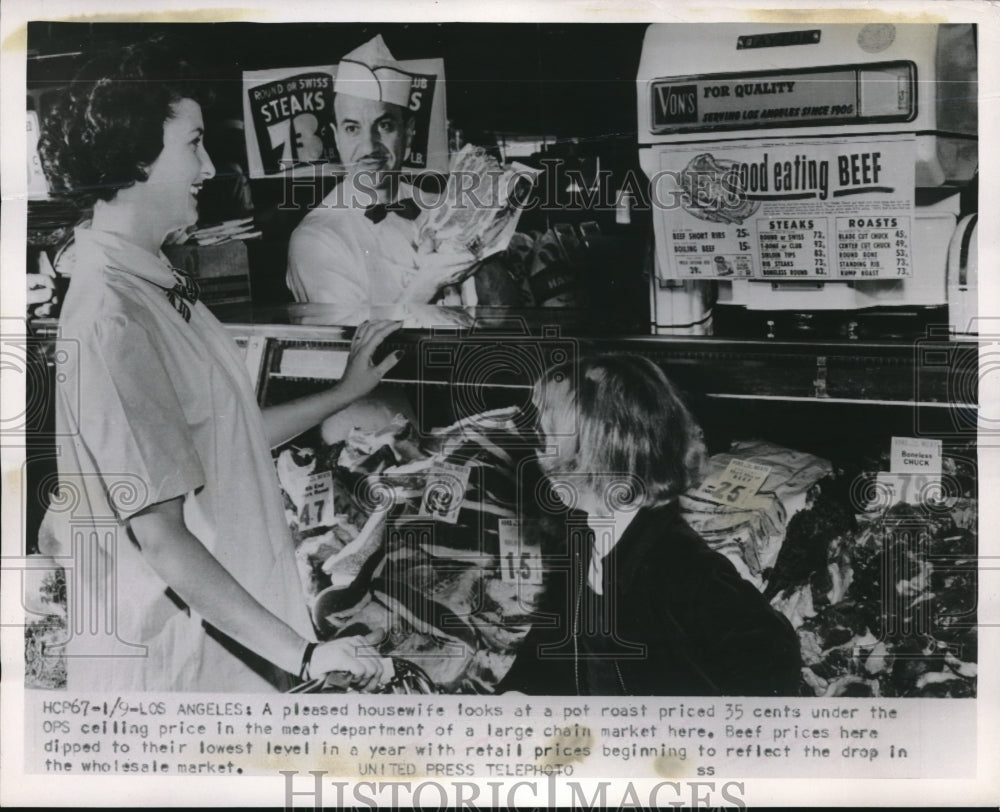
[
  {"left": 27, "top": 22, "right": 647, "bottom": 140},
  {"left": 27, "top": 22, "right": 653, "bottom": 309}
]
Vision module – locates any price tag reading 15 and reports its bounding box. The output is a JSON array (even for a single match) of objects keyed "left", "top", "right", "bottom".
[
  {"left": 697, "top": 459, "right": 773, "bottom": 508},
  {"left": 497, "top": 519, "right": 543, "bottom": 585}
]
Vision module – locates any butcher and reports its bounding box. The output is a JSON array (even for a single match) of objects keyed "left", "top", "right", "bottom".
[{"left": 286, "top": 35, "right": 478, "bottom": 308}]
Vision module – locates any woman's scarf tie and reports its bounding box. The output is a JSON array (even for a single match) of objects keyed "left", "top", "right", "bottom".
[{"left": 166, "top": 267, "right": 201, "bottom": 322}]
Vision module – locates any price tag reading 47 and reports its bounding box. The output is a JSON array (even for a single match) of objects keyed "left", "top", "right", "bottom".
[
  {"left": 299, "top": 471, "right": 335, "bottom": 531},
  {"left": 497, "top": 519, "right": 543, "bottom": 586},
  {"left": 697, "top": 459, "right": 773, "bottom": 508}
]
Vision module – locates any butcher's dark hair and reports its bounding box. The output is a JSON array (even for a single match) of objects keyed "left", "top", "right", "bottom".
[
  {"left": 38, "top": 35, "right": 210, "bottom": 208},
  {"left": 533, "top": 354, "right": 706, "bottom": 509}
]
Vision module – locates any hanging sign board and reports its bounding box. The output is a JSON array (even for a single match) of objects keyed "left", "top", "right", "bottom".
[
  {"left": 653, "top": 135, "right": 915, "bottom": 280},
  {"left": 650, "top": 62, "right": 915, "bottom": 134},
  {"left": 242, "top": 58, "right": 447, "bottom": 179}
]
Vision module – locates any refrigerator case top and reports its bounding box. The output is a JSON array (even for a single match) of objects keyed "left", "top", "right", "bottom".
[{"left": 636, "top": 23, "right": 977, "bottom": 329}]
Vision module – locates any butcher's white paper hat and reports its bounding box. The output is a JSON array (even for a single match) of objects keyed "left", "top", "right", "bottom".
[{"left": 334, "top": 34, "right": 412, "bottom": 109}]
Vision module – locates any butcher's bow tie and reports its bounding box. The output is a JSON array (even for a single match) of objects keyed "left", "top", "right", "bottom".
[{"left": 364, "top": 198, "right": 421, "bottom": 224}]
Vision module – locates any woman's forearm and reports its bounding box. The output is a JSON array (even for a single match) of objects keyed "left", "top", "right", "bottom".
[
  {"left": 261, "top": 384, "right": 362, "bottom": 448},
  {"left": 261, "top": 319, "right": 403, "bottom": 447},
  {"left": 129, "top": 497, "right": 307, "bottom": 674}
]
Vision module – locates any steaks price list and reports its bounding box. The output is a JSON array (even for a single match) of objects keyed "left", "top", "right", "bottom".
[
  {"left": 835, "top": 216, "right": 911, "bottom": 278},
  {"left": 755, "top": 217, "right": 829, "bottom": 278}
]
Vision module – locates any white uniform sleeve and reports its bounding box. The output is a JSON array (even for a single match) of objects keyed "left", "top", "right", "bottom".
[{"left": 286, "top": 219, "right": 369, "bottom": 307}]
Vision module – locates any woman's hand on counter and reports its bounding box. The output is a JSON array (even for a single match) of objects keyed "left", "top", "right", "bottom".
[
  {"left": 261, "top": 319, "right": 402, "bottom": 447},
  {"left": 336, "top": 319, "right": 405, "bottom": 402}
]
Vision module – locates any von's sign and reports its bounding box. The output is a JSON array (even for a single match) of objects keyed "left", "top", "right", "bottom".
[{"left": 652, "top": 83, "right": 698, "bottom": 127}]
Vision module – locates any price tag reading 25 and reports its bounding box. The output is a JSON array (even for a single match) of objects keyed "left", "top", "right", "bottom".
[
  {"left": 697, "top": 459, "right": 773, "bottom": 508},
  {"left": 497, "top": 519, "right": 543, "bottom": 585}
]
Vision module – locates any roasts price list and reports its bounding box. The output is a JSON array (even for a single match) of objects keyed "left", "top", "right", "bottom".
[
  {"left": 755, "top": 218, "right": 829, "bottom": 278},
  {"left": 836, "top": 216, "right": 910, "bottom": 278}
]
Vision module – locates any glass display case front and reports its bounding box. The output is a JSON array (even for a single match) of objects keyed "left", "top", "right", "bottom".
[{"left": 220, "top": 311, "right": 979, "bottom": 698}]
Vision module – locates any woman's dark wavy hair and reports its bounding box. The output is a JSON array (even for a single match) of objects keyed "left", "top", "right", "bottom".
[{"left": 38, "top": 35, "right": 210, "bottom": 208}]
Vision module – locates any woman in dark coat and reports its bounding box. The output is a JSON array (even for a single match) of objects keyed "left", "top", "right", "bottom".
[{"left": 504, "top": 354, "right": 801, "bottom": 696}]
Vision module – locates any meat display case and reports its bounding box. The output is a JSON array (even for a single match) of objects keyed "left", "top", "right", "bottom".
[
  {"left": 218, "top": 304, "right": 977, "bottom": 457},
  {"left": 214, "top": 304, "right": 978, "bottom": 697},
  {"left": 23, "top": 305, "right": 979, "bottom": 695}
]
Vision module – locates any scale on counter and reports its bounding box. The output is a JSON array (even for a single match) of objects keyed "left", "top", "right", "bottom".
[{"left": 637, "top": 23, "right": 977, "bottom": 338}]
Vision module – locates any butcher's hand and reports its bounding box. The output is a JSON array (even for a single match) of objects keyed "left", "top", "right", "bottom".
[
  {"left": 337, "top": 319, "right": 404, "bottom": 402},
  {"left": 402, "top": 246, "right": 478, "bottom": 303},
  {"left": 311, "top": 632, "right": 385, "bottom": 692}
]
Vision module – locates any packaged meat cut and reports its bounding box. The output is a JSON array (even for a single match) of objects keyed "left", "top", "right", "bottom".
[
  {"left": 416, "top": 145, "right": 540, "bottom": 261},
  {"left": 274, "top": 406, "right": 555, "bottom": 692},
  {"left": 765, "top": 460, "right": 977, "bottom": 698},
  {"left": 680, "top": 440, "right": 832, "bottom": 583}
]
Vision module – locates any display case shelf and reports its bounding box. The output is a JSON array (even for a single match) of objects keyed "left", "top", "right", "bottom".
[{"left": 218, "top": 308, "right": 978, "bottom": 412}]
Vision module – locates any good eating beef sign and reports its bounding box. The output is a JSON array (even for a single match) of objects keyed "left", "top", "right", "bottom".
[{"left": 652, "top": 135, "right": 916, "bottom": 280}]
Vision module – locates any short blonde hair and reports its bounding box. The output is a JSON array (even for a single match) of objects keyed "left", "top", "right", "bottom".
[{"left": 533, "top": 354, "right": 706, "bottom": 509}]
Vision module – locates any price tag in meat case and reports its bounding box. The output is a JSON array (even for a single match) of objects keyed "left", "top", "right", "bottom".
[
  {"left": 298, "top": 471, "right": 336, "bottom": 531},
  {"left": 697, "top": 459, "right": 772, "bottom": 508},
  {"left": 874, "top": 436, "right": 943, "bottom": 507},
  {"left": 875, "top": 472, "right": 940, "bottom": 508},
  {"left": 418, "top": 461, "right": 471, "bottom": 524},
  {"left": 653, "top": 136, "right": 915, "bottom": 280},
  {"left": 497, "top": 519, "right": 543, "bottom": 585},
  {"left": 890, "top": 436, "right": 942, "bottom": 476}
]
